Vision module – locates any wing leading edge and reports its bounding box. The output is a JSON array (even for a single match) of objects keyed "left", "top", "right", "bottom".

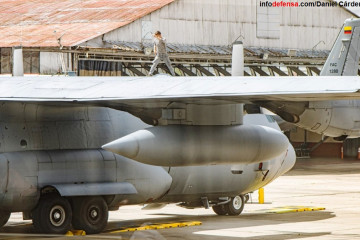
[{"left": 1, "top": 76, "right": 360, "bottom": 107}]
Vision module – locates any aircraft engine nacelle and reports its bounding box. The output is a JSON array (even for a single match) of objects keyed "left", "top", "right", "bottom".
[
  {"left": 103, "top": 125, "right": 289, "bottom": 167},
  {"left": 297, "top": 101, "right": 360, "bottom": 138}
]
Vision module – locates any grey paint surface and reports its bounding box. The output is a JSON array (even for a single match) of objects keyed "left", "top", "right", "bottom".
[
  {"left": 2, "top": 157, "right": 360, "bottom": 240},
  {"left": 103, "top": 124, "right": 289, "bottom": 166},
  {"left": 0, "top": 76, "right": 360, "bottom": 103},
  {"left": 321, "top": 18, "right": 360, "bottom": 76},
  {"left": 295, "top": 19, "right": 360, "bottom": 138},
  {"left": 0, "top": 19, "right": 359, "bottom": 221},
  {"left": 52, "top": 182, "right": 137, "bottom": 197},
  {"left": 0, "top": 105, "right": 294, "bottom": 213},
  {"left": 0, "top": 19, "right": 296, "bottom": 234}
]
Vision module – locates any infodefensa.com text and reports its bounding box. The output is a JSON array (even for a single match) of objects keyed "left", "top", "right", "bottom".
[{"left": 259, "top": 1, "right": 360, "bottom": 7}]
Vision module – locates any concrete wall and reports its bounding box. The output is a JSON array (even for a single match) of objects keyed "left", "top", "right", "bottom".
[{"left": 84, "top": 0, "right": 354, "bottom": 50}]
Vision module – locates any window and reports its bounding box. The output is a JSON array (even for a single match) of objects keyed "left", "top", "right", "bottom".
[
  {"left": 24, "top": 51, "right": 40, "bottom": 74},
  {"left": 0, "top": 48, "right": 11, "bottom": 74},
  {"left": 256, "top": 0, "right": 280, "bottom": 39},
  {"left": 0, "top": 48, "right": 39, "bottom": 74}
]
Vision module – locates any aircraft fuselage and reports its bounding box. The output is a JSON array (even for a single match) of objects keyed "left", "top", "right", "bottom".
[{"left": 0, "top": 102, "right": 295, "bottom": 233}]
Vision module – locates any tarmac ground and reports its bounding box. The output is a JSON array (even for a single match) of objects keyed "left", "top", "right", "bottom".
[{"left": 1, "top": 157, "right": 360, "bottom": 239}]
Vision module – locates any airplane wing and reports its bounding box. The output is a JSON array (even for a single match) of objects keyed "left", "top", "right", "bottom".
[{"left": 1, "top": 76, "right": 360, "bottom": 108}]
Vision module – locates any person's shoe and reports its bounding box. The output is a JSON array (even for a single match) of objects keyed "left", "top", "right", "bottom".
[{"left": 148, "top": 73, "right": 153, "bottom": 76}]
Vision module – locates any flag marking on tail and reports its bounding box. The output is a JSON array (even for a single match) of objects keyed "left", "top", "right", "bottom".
[{"left": 344, "top": 26, "right": 352, "bottom": 34}]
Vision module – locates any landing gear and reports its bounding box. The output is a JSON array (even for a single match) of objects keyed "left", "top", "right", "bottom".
[
  {"left": 32, "top": 193, "right": 109, "bottom": 234},
  {"left": 244, "top": 194, "right": 250, "bottom": 203},
  {"left": 225, "top": 195, "right": 245, "bottom": 216},
  {"left": 212, "top": 205, "right": 227, "bottom": 215},
  {"left": 72, "top": 196, "right": 108, "bottom": 234},
  {"left": 212, "top": 195, "right": 245, "bottom": 216},
  {"left": 32, "top": 194, "right": 72, "bottom": 234},
  {"left": 0, "top": 210, "right": 10, "bottom": 228}
]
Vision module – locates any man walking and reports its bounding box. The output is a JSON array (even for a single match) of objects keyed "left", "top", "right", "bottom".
[{"left": 148, "top": 31, "right": 175, "bottom": 76}]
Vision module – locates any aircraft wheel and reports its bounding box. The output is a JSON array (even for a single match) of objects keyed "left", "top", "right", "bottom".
[
  {"left": 225, "top": 195, "right": 245, "bottom": 216},
  {"left": 72, "top": 196, "right": 108, "bottom": 234},
  {"left": 0, "top": 210, "right": 10, "bottom": 228},
  {"left": 212, "top": 205, "right": 227, "bottom": 215},
  {"left": 244, "top": 194, "right": 250, "bottom": 203},
  {"left": 32, "top": 194, "right": 72, "bottom": 234}
]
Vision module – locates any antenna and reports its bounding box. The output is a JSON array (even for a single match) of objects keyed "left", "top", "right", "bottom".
[
  {"left": 312, "top": 40, "right": 325, "bottom": 51},
  {"left": 233, "top": 33, "right": 245, "bottom": 44},
  {"left": 53, "top": 30, "right": 67, "bottom": 74},
  {"left": 53, "top": 30, "right": 65, "bottom": 50}
]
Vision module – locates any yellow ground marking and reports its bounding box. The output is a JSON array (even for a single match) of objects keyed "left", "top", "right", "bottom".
[
  {"left": 65, "top": 230, "right": 86, "bottom": 236},
  {"left": 265, "top": 206, "right": 325, "bottom": 214},
  {"left": 110, "top": 221, "right": 202, "bottom": 233}
]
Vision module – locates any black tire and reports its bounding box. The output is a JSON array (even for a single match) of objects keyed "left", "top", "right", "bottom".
[
  {"left": 0, "top": 211, "right": 10, "bottom": 228},
  {"left": 212, "top": 205, "right": 227, "bottom": 215},
  {"left": 72, "top": 196, "right": 108, "bottom": 234},
  {"left": 224, "top": 195, "right": 245, "bottom": 216},
  {"left": 32, "top": 194, "right": 72, "bottom": 234}
]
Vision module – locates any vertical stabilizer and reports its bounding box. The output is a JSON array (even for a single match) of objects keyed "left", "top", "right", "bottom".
[{"left": 321, "top": 18, "right": 360, "bottom": 76}]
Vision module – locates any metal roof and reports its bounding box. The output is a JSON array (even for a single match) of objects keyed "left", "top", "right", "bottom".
[
  {"left": 110, "top": 41, "right": 233, "bottom": 55},
  {"left": 0, "top": 0, "right": 174, "bottom": 47},
  {"left": 109, "top": 41, "right": 330, "bottom": 59}
]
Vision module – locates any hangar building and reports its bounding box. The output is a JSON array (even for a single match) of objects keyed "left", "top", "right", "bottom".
[
  {"left": 0, "top": 0, "right": 358, "bottom": 158},
  {"left": 0, "top": 0, "right": 355, "bottom": 77}
]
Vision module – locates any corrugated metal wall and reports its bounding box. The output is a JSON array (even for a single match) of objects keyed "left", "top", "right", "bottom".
[
  {"left": 87, "top": 0, "right": 353, "bottom": 50},
  {"left": 40, "top": 52, "right": 71, "bottom": 75}
]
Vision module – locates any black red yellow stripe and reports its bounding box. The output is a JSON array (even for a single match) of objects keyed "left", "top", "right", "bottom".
[{"left": 344, "top": 26, "right": 352, "bottom": 34}]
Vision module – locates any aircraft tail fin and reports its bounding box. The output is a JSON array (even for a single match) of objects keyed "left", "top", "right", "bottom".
[{"left": 320, "top": 18, "right": 360, "bottom": 76}]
